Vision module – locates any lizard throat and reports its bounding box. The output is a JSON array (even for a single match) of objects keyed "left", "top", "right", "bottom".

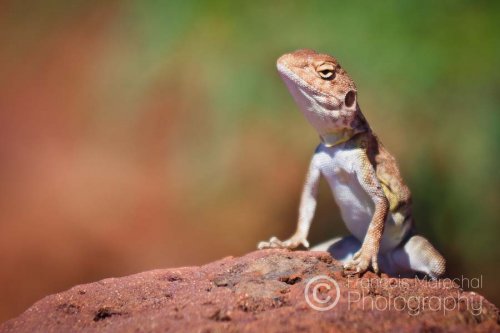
[{"left": 320, "top": 129, "right": 360, "bottom": 147}]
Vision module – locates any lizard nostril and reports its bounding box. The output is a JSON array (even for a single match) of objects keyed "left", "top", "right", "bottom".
[{"left": 344, "top": 90, "right": 356, "bottom": 108}]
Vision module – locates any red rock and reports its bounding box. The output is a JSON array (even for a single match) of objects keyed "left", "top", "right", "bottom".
[{"left": 1, "top": 250, "right": 499, "bottom": 332}]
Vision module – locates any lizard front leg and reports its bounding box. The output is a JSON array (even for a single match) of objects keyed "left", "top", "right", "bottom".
[
  {"left": 258, "top": 154, "right": 321, "bottom": 250},
  {"left": 344, "top": 151, "right": 389, "bottom": 274}
]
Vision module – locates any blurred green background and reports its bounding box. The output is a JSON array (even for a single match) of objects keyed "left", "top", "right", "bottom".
[{"left": 0, "top": 0, "right": 499, "bottom": 322}]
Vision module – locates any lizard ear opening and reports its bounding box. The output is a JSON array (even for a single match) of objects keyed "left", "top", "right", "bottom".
[{"left": 344, "top": 90, "right": 356, "bottom": 108}]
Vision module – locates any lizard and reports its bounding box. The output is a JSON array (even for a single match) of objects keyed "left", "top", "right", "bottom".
[{"left": 257, "top": 49, "right": 446, "bottom": 279}]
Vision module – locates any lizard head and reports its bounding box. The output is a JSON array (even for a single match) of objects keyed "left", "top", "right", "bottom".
[{"left": 277, "top": 49, "right": 368, "bottom": 146}]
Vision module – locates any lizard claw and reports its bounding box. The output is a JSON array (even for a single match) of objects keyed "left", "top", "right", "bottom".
[
  {"left": 257, "top": 234, "right": 309, "bottom": 250},
  {"left": 343, "top": 249, "right": 379, "bottom": 275}
]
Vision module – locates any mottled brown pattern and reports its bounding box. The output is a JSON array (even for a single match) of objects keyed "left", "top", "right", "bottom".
[
  {"left": 346, "top": 143, "right": 389, "bottom": 274},
  {"left": 351, "top": 132, "right": 412, "bottom": 216}
]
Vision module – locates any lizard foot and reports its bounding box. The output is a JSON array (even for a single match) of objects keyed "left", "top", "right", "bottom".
[
  {"left": 257, "top": 234, "right": 310, "bottom": 250},
  {"left": 343, "top": 248, "right": 379, "bottom": 275}
]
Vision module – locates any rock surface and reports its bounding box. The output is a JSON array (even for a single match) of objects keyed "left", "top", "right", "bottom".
[{"left": 1, "top": 250, "right": 499, "bottom": 332}]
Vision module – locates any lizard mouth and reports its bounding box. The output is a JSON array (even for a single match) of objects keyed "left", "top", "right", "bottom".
[
  {"left": 277, "top": 63, "right": 342, "bottom": 110},
  {"left": 276, "top": 63, "right": 328, "bottom": 97}
]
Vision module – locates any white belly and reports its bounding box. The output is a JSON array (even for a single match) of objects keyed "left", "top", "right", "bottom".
[
  {"left": 324, "top": 165, "right": 374, "bottom": 242},
  {"left": 315, "top": 145, "right": 408, "bottom": 252}
]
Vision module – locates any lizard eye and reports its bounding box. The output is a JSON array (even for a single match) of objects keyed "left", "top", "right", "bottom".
[{"left": 316, "top": 63, "right": 336, "bottom": 80}]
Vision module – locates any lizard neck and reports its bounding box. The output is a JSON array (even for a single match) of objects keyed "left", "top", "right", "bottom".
[
  {"left": 319, "top": 129, "right": 359, "bottom": 147},
  {"left": 319, "top": 111, "right": 371, "bottom": 147}
]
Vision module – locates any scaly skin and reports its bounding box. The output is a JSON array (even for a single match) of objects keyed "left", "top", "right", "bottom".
[{"left": 258, "top": 49, "right": 446, "bottom": 279}]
